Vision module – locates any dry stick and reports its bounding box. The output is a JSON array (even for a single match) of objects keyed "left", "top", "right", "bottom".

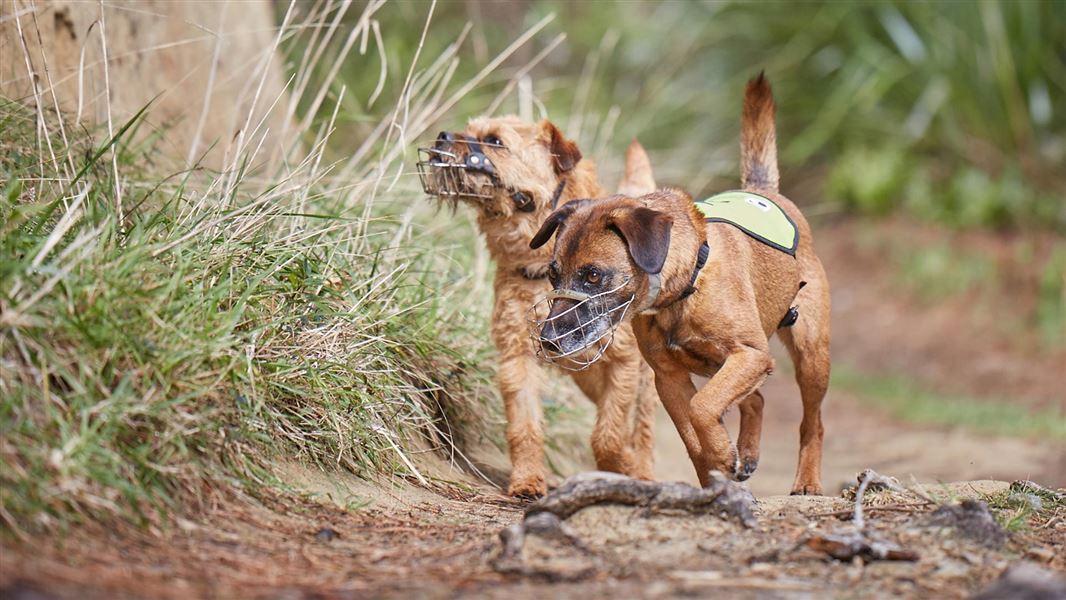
[
  {"left": 186, "top": 0, "right": 227, "bottom": 165},
  {"left": 96, "top": 0, "right": 123, "bottom": 228},
  {"left": 808, "top": 504, "right": 931, "bottom": 520},
  {"left": 29, "top": 1, "right": 77, "bottom": 178},
  {"left": 853, "top": 470, "right": 907, "bottom": 530},
  {"left": 12, "top": 2, "right": 57, "bottom": 180},
  {"left": 483, "top": 32, "right": 566, "bottom": 117},
  {"left": 223, "top": 0, "right": 295, "bottom": 198},
  {"left": 360, "top": 0, "right": 438, "bottom": 241}
]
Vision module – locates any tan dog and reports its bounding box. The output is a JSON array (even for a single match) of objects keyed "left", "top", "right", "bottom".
[
  {"left": 417, "top": 117, "right": 659, "bottom": 497},
  {"left": 529, "top": 75, "right": 830, "bottom": 495}
]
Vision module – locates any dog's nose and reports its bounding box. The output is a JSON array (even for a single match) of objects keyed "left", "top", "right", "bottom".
[{"left": 434, "top": 131, "right": 455, "bottom": 149}]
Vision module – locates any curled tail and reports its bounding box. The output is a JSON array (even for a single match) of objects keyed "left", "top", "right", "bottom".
[{"left": 741, "top": 72, "right": 779, "bottom": 192}]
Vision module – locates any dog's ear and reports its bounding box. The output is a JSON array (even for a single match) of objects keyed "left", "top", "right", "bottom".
[
  {"left": 539, "top": 120, "right": 582, "bottom": 174},
  {"left": 618, "top": 139, "right": 656, "bottom": 197},
  {"left": 607, "top": 206, "right": 673, "bottom": 274},
  {"left": 529, "top": 199, "right": 592, "bottom": 249}
]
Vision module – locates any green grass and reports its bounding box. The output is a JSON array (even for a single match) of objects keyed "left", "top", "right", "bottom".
[
  {"left": 981, "top": 481, "right": 1066, "bottom": 533},
  {"left": 832, "top": 364, "right": 1066, "bottom": 440},
  {"left": 0, "top": 90, "right": 498, "bottom": 533}
]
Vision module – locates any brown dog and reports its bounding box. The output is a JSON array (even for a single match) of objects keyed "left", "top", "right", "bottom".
[
  {"left": 417, "top": 117, "right": 659, "bottom": 497},
  {"left": 529, "top": 75, "right": 830, "bottom": 495}
]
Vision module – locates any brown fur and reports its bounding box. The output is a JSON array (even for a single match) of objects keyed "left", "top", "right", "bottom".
[
  {"left": 428, "top": 117, "right": 659, "bottom": 498},
  {"left": 531, "top": 76, "right": 831, "bottom": 495}
]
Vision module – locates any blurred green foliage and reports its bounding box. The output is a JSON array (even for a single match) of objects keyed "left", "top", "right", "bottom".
[{"left": 300, "top": 0, "right": 1065, "bottom": 231}]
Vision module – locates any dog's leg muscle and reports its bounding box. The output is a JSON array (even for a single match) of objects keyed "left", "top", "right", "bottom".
[
  {"left": 650, "top": 364, "right": 712, "bottom": 486},
  {"left": 689, "top": 343, "right": 774, "bottom": 480}
]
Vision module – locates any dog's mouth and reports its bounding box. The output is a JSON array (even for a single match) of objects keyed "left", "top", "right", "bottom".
[
  {"left": 527, "top": 279, "right": 635, "bottom": 371},
  {"left": 416, "top": 135, "right": 505, "bottom": 201}
]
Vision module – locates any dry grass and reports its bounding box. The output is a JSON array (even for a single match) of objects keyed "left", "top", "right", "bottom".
[{"left": 0, "top": 0, "right": 575, "bottom": 534}]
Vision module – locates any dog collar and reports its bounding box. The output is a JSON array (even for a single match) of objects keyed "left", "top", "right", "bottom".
[{"left": 642, "top": 242, "right": 709, "bottom": 313}]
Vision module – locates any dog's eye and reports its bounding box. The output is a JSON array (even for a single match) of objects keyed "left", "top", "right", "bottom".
[
  {"left": 547, "top": 263, "right": 560, "bottom": 284},
  {"left": 483, "top": 134, "right": 503, "bottom": 148},
  {"left": 585, "top": 269, "right": 601, "bottom": 286}
]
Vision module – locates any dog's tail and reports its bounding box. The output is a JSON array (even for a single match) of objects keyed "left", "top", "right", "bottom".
[
  {"left": 741, "top": 72, "right": 779, "bottom": 192},
  {"left": 618, "top": 139, "right": 656, "bottom": 196}
]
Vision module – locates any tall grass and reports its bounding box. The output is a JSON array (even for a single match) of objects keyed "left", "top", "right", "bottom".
[{"left": 0, "top": 1, "right": 577, "bottom": 533}]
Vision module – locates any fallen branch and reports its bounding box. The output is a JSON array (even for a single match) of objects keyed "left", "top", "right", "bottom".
[
  {"left": 494, "top": 471, "right": 756, "bottom": 577},
  {"left": 527, "top": 471, "right": 756, "bottom": 526}
]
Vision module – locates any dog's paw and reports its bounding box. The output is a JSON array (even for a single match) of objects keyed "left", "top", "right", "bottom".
[
  {"left": 736, "top": 457, "right": 759, "bottom": 481},
  {"left": 789, "top": 483, "right": 824, "bottom": 496},
  {"left": 507, "top": 477, "right": 547, "bottom": 500},
  {"left": 704, "top": 446, "right": 741, "bottom": 482}
]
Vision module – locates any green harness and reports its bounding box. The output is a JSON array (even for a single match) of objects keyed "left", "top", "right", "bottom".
[{"left": 694, "top": 190, "right": 798, "bottom": 256}]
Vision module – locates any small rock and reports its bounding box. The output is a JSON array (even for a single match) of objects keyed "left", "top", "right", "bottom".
[
  {"left": 314, "top": 526, "right": 340, "bottom": 542},
  {"left": 1025, "top": 546, "right": 1056, "bottom": 564},
  {"left": 926, "top": 499, "right": 1007, "bottom": 548}
]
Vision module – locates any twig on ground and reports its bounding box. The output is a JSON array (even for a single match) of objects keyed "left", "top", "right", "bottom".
[{"left": 803, "top": 469, "right": 922, "bottom": 563}]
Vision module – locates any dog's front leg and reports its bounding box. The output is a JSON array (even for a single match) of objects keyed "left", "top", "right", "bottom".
[
  {"left": 689, "top": 344, "right": 774, "bottom": 480},
  {"left": 649, "top": 362, "right": 714, "bottom": 486},
  {"left": 492, "top": 277, "right": 548, "bottom": 498},
  {"left": 498, "top": 352, "right": 547, "bottom": 498}
]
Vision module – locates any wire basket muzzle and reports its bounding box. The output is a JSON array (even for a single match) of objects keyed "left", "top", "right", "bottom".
[
  {"left": 527, "top": 282, "right": 634, "bottom": 371},
  {"left": 416, "top": 147, "right": 495, "bottom": 200}
]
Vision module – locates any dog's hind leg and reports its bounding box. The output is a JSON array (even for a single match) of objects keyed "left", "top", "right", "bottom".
[
  {"left": 630, "top": 361, "right": 658, "bottom": 480},
  {"left": 778, "top": 265, "right": 831, "bottom": 496},
  {"left": 571, "top": 357, "right": 642, "bottom": 478},
  {"left": 736, "top": 389, "right": 764, "bottom": 481}
]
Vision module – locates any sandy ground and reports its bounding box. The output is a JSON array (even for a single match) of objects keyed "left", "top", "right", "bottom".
[{"left": 3, "top": 219, "right": 1064, "bottom": 598}]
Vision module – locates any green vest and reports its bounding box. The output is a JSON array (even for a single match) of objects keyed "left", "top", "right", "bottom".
[{"left": 694, "top": 190, "right": 798, "bottom": 256}]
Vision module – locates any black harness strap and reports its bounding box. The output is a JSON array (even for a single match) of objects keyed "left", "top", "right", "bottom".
[
  {"left": 778, "top": 281, "right": 806, "bottom": 329},
  {"left": 677, "top": 242, "right": 710, "bottom": 301}
]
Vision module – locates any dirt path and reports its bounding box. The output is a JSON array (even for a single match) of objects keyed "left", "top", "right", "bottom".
[
  {"left": 653, "top": 366, "right": 1066, "bottom": 494},
  {"left": 4, "top": 220, "right": 1063, "bottom": 598},
  {"left": 3, "top": 462, "right": 1063, "bottom": 599}
]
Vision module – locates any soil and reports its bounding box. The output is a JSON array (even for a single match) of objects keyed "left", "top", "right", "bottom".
[{"left": 3, "top": 218, "right": 1064, "bottom": 599}]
